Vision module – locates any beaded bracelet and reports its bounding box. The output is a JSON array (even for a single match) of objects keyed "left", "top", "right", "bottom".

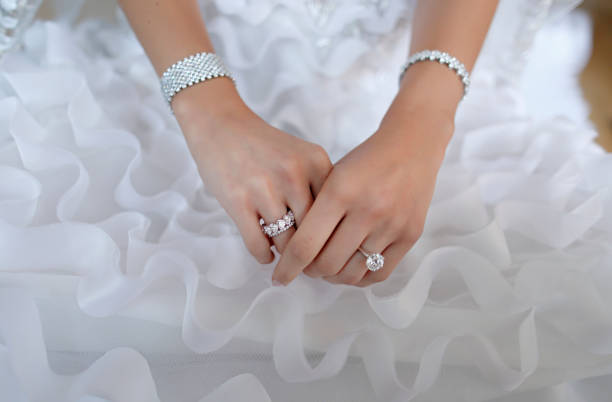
[
  {"left": 399, "top": 50, "right": 470, "bottom": 99},
  {"left": 160, "top": 52, "right": 235, "bottom": 109}
]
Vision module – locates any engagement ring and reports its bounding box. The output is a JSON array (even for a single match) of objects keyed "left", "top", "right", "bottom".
[{"left": 358, "top": 247, "right": 384, "bottom": 271}]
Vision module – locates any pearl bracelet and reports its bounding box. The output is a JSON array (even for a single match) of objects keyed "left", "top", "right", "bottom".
[
  {"left": 160, "top": 52, "right": 235, "bottom": 109},
  {"left": 399, "top": 50, "right": 470, "bottom": 99}
]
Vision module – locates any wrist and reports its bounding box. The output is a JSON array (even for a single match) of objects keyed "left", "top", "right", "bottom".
[
  {"left": 396, "top": 60, "right": 464, "bottom": 118},
  {"left": 375, "top": 106, "right": 454, "bottom": 170},
  {"left": 171, "top": 77, "right": 255, "bottom": 142},
  {"left": 379, "top": 97, "right": 455, "bottom": 151},
  {"left": 377, "top": 61, "right": 462, "bottom": 156}
]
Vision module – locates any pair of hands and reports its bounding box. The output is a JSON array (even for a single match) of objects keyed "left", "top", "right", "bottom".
[{"left": 173, "top": 78, "right": 452, "bottom": 287}]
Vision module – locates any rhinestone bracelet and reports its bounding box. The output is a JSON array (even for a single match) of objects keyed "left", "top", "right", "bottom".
[
  {"left": 160, "top": 52, "right": 235, "bottom": 109},
  {"left": 399, "top": 50, "right": 470, "bottom": 99}
]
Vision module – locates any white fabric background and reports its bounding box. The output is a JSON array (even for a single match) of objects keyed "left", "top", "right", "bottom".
[{"left": 1, "top": 1, "right": 611, "bottom": 401}]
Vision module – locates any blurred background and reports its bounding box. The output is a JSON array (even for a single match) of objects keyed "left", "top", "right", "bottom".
[{"left": 580, "top": 0, "right": 612, "bottom": 151}]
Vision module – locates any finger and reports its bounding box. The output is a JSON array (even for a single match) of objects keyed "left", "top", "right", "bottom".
[
  {"left": 279, "top": 185, "right": 314, "bottom": 255},
  {"left": 310, "top": 176, "right": 326, "bottom": 199},
  {"left": 271, "top": 189, "right": 344, "bottom": 285},
  {"left": 257, "top": 196, "right": 294, "bottom": 254},
  {"left": 322, "top": 251, "right": 367, "bottom": 285},
  {"left": 303, "top": 214, "right": 368, "bottom": 278},
  {"left": 233, "top": 207, "right": 275, "bottom": 264},
  {"left": 323, "top": 230, "right": 393, "bottom": 286},
  {"left": 354, "top": 241, "right": 411, "bottom": 287},
  {"left": 309, "top": 152, "right": 332, "bottom": 197},
  {"left": 286, "top": 182, "right": 314, "bottom": 228}
]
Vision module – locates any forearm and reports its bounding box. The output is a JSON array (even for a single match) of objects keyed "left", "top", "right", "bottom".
[
  {"left": 117, "top": 0, "right": 215, "bottom": 75},
  {"left": 380, "top": 0, "right": 499, "bottom": 147},
  {"left": 117, "top": 0, "right": 246, "bottom": 129}
]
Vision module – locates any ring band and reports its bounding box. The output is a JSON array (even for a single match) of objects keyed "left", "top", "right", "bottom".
[
  {"left": 260, "top": 210, "right": 295, "bottom": 238},
  {"left": 357, "top": 247, "right": 369, "bottom": 258},
  {"left": 358, "top": 247, "right": 385, "bottom": 272}
]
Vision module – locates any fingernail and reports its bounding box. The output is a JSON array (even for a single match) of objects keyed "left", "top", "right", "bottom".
[{"left": 272, "top": 279, "right": 283, "bottom": 287}]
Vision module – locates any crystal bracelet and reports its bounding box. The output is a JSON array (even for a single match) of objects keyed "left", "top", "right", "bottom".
[
  {"left": 160, "top": 52, "right": 235, "bottom": 110},
  {"left": 399, "top": 50, "right": 470, "bottom": 99}
]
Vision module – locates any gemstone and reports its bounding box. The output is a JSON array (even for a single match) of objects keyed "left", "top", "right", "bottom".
[
  {"left": 366, "top": 253, "right": 384, "bottom": 271},
  {"left": 269, "top": 224, "right": 278, "bottom": 235},
  {"left": 278, "top": 220, "right": 286, "bottom": 229}
]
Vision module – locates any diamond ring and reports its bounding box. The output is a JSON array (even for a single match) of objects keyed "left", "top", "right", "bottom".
[
  {"left": 358, "top": 247, "right": 384, "bottom": 271},
  {"left": 260, "top": 210, "right": 295, "bottom": 238}
]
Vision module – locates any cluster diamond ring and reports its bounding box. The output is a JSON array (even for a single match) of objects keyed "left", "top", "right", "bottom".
[
  {"left": 358, "top": 247, "right": 385, "bottom": 272},
  {"left": 260, "top": 210, "right": 295, "bottom": 238}
]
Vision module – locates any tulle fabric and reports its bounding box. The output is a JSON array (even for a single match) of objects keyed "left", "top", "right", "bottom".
[{"left": 1, "top": 0, "right": 612, "bottom": 401}]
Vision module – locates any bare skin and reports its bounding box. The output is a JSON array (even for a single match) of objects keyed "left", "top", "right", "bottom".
[{"left": 117, "top": 0, "right": 499, "bottom": 286}]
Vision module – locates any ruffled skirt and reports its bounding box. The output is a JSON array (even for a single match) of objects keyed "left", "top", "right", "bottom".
[{"left": 1, "top": 1, "right": 611, "bottom": 401}]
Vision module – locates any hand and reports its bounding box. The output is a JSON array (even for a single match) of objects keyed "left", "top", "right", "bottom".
[
  {"left": 173, "top": 79, "right": 332, "bottom": 264},
  {"left": 270, "top": 107, "right": 453, "bottom": 286}
]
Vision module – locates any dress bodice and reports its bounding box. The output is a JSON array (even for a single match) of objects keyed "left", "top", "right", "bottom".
[{"left": 188, "top": 0, "right": 581, "bottom": 157}]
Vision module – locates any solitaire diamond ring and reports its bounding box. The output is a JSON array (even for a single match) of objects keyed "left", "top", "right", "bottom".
[
  {"left": 260, "top": 210, "right": 295, "bottom": 238},
  {"left": 358, "top": 247, "right": 385, "bottom": 271}
]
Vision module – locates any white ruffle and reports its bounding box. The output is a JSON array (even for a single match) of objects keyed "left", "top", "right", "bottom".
[{"left": 1, "top": 1, "right": 612, "bottom": 401}]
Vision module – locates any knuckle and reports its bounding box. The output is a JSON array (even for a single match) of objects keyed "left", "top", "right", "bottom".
[
  {"left": 303, "top": 267, "right": 319, "bottom": 278},
  {"left": 307, "top": 257, "right": 338, "bottom": 277},
  {"left": 243, "top": 235, "right": 262, "bottom": 254},
  {"left": 363, "top": 200, "right": 389, "bottom": 222},
  {"left": 319, "top": 263, "right": 339, "bottom": 277},
  {"left": 380, "top": 268, "right": 394, "bottom": 281},
  {"left": 260, "top": 253, "right": 275, "bottom": 264},
  {"left": 325, "top": 182, "right": 352, "bottom": 206},
  {"left": 307, "top": 268, "right": 326, "bottom": 278},
  {"left": 227, "top": 187, "right": 249, "bottom": 208},
  {"left": 288, "top": 180, "right": 310, "bottom": 204},
  {"left": 249, "top": 174, "right": 275, "bottom": 198},
  {"left": 245, "top": 240, "right": 271, "bottom": 264},
  {"left": 370, "top": 204, "right": 387, "bottom": 220},
  {"left": 372, "top": 270, "right": 392, "bottom": 283},
  {"left": 279, "top": 156, "right": 303, "bottom": 179},
  {"left": 343, "top": 274, "right": 363, "bottom": 286},
  {"left": 388, "top": 217, "right": 409, "bottom": 237},
  {"left": 307, "top": 257, "right": 328, "bottom": 275},
  {"left": 404, "top": 220, "right": 425, "bottom": 244},
  {"left": 311, "top": 145, "right": 332, "bottom": 171},
  {"left": 355, "top": 281, "right": 369, "bottom": 288},
  {"left": 305, "top": 260, "right": 322, "bottom": 276}
]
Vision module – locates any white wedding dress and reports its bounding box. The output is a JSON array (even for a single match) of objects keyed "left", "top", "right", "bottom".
[{"left": 1, "top": 0, "right": 612, "bottom": 401}]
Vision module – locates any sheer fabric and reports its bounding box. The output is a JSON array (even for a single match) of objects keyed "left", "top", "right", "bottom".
[{"left": 1, "top": 1, "right": 611, "bottom": 401}]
